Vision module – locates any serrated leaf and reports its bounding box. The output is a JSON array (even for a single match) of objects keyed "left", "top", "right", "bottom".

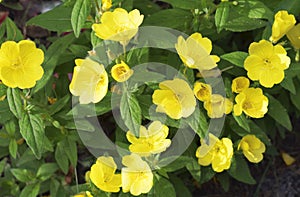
[
  {"left": 19, "top": 113, "right": 46, "bottom": 159},
  {"left": 228, "top": 155, "right": 256, "bottom": 184},
  {"left": 221, "top": 51, "right": 248, "bottom": 68},
  {"left": 120, "top": 92, "right": 142, "bottom": 136},
  {"left": 215, "top": 2, "right": 230, "bottom": 33},
  {"left": 20, "top": 183, "right": 40, "bottom": 197},
  {"left": 7, "top": 88, "right": 23, "bottom": 119},
  {"left": 4, "top": 17, "right": 23, "bottom": 41},
  {"left": 26, "top": 5, "right": 72, "bottom": 32},
  {"left": 267, "top": 94, "right": 292, "bottom": 131},
  {"left": 71, "top": 0, "right": 91, "bottom": 38}
]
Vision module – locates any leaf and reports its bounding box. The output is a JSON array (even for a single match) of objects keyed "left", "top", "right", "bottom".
[
  {"left": 10, "top": 168, "right": 35, "bottom": 183},
  {"left": 223, "top": 17, "right": 267, "bottom": 32},
  {"left": 48, "top": 94, "right": 70, "bottom": 115},
  {"left": 233, "top": 113, "right": 250, "bottom": 132},
  {"left": 120, "top": 92, "right": 142, "bottom": 136},
  {"left": 228, "top": 155, "right": 256, "bottom": 184},
  {"left": 9, "top": 139, "right": 17, "bottom": 159},
  {"left": 148, "top": 175, "right": 176, "bottom": 197},
  {"left": 33, "top": 33, "right": 75, "bottom": 93},
  {"left": 267, "top": 94, "right": 292, "bottom": 131},
  {"left": 63, "top": 137, "right": 78, "bottom": 167},
  {"left": 26, "top": 5, "right": 73, "bottom": 32},
  {"left": 7, "top": 88, "right": 23, "bottom": 119},
  {"left": 158, "top": 0, "right": 202, "bottom": 9},
  {"left": 71, "top": 0, "right": 91, "bottom": 38},
  {"left": 0, "top": 158, "right": 7, "bottom": 175},
  {"left": 19, "top": 113, "right": 46, "bottom": 159},
  {"left": 37, "top": 163, "right": 59, "bottom": 181},
  {"left": 184, "top": 107, "right": 208, "bottom": 138},
  {"left": 55, "top": 141, "right": 69, "bottom": 174},
  {"left": 20, "top": 183, "right": 40, "bottom": 197},
  {"left": 169, "top": 175, "right": 193, "bottom": 197},
  {"left": 0, "top": 100, "right": 14, "bottom": 124},
  {"left": 4, "top": 17, "right": 23, "bottom": 41},
  {"left": 199, "top": 166, "right": 215, "bottom": 184},
  {"left": 158, "top": 156, "right": 190, "bottom": 172},
  {"left": 144, "top": 9, "right": 193, "bottom": 31},
  {"left": 220, "top": 51, "right": 248, "bottom": 68},
  {"left": 215, "top": 2, "right": 230, "bottom": 33},
  {"left": 217, "top": 172, "right": 230, "bottom": 192},
  {"left": 281, "top": 77, "right": 296, "bottom": 94}
]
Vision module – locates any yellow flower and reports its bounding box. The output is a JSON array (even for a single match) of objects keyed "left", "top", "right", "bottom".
[
  {"left": 196, "top": 133, "right": 233, "bottom": 172},
  {"left": 92, "top": 8, "right": 144, "bottom": 43},
  {"left": 287, "top": 24, "right": 300, "bottom": 49},
  {"left": 69, "top": 58, "right": 108, "bottom": 104},
  {"left": 270, "top": 10, "right": 296, "bottom": 43},
  {"left": 193, "top": 81, "right": 212, "bottom": 102},
  {"left": 102, "top": 0, "right": 112, "bottom": 11},
  {"left": 0, "top": 40, "right": 44, "bottom": 89},
  {"left": 111, "top": 61, "right": 133, "bottom": 82},
  {"left": 231, "top": 76, "right": 250, "bottom": 93},
  {"left": 126, "top": 121, "right": 171, "bottom": 156},
  {"left": 89, "top": 156, "right": 122, "bottom": 193},
  {"left": 175, "top": 33, "right": 219, "bottom": 70},
  {"left": 152, "top": 78, "right": 196, "bottom": 119},
  {"left": 203, "top": 94, "right": 232, "bottom": 118},
  {"left": 233, "top": 87, "right": 268, "bottom": 118},
  {"left": 122, "top": 154, "right": 153, "bottom": 196},
  {"left": 238, "top": 135, "right": 266, "bottom": 163},
  {"left": 73, "top": 191, "right": 93, "bottom": 197},
  {"left": 244, "top": 40, "right": 290, "bottom": 88}
]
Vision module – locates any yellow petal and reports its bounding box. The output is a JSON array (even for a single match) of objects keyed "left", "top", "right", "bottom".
[{"left": 281, "top": 152, "right": 296, "bottom": 166}]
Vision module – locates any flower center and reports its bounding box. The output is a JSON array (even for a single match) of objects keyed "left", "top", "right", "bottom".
[
  {"left": 242, "top": 101, "right": 253, "bottom": 110},
  {"left": 186, "top": 57, "right": 195, "bottom": 66},
  {"left": 11, "top": 57, "right": 22, "bottom": 68},
  {"left": 263, "top": 58, "right": 272, "bottom": 66}
]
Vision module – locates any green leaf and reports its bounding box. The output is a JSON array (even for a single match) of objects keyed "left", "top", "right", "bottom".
[
  {"left": 9, "top": 139, "right": 17, "bottom": 159},
  {"left": 33, "top": 33, "right": 75, "bottom": 93},
  {"left": 233, "top": 113, "right": 250, "bottom": 132},
  {"left": 0, "top": 158, "right": 7, "bottom": 175},
  {"left": 5, "top": 119, "right": 17, "bottom": 136},
  {"left": 217, "top": 173, "right": 230, "bottom": 192},
  {"left": 159, "top": 0, "right": 202, "bottom": 9},
  {"left": 221, "top": 51, "right": 248, "bottom": 68},
  {"left": 148, "top": 175, "right": 176, "bottom": 197},
  {"left": 144, "top": 9, "right": 193, "bottom": 31},
  {"left": 223, "top": 16, "right": 267, "bottom": 32},
  {"left": 63, "top": 137, "right": 78, "bottom": 167},
  {"left": 0, "top": 100, "right": 14, "bottom": 124},
  {"left": 26, "top": 5, "right": 73, "bottom": 32},
  {"left": 71, "top": 0, "right": 91, "bottom": 38},
  {"left": 228, "top": 154, "right": 256, "bottom": 184},
  {"left": 120, "top": 92, "right": 142, "bottom": 136},
  {"left": 55, "top": 141, "right": 69, "bottom": 174},
  {"left": 4, "top": 17, "right": 23, "bottom": 41},
  {"left": 267, "top": 94, "right": 292, "bottom": 131},
  {"left": 20, "top": 183, "right": 40, "bottom": 197},
  {"left": 7, "top": 88, "right": 24, "bottom": 119},
  {"left": 10, "top": 168, "right": 35, "bottom": 183},
  {"left": 19, "top": 113, "right": 46, "bottom": 159},
  {"left": 186, "top": 158, "right": 201, "bottom": 181},
  {"left": 290, "top": 82, "right": 300, "bottom": 110},
  {"left": 184, "top": 107, "right": 208, "bottom": 138},
  {"left": 37, "top": 163, "right": 59, "bottom": 181},
  {"left": 199, "top": 166, "right": 215, "bottom": 184},
  {"left": 281, "top": 77, "right": 296, "bottom": 94},
  {"left": 158, "top": 156, "right": 190, "bottom": 172},
  {"left": 169, "top": 175, "right": 193, "bottom": 197},
  {"left": 215, "top": 2, "right": 230, "bottom": 33}
]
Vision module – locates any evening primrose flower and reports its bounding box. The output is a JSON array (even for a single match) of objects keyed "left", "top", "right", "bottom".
[
  {"left": 73, "top": 191, "right": 93, "bottom": 197},
  {"left": 244, "top": 40, "right": 290, "bottom": 88},
  {"left": 175, "top": 32, "right": 219, "bottom": 70},
  {"left": 89, "top": 156, "right": 121, "bottom": 193},
  {"left": 122, "top": 154, "right": 153, "bottom": 196},
  {"left": 126, "top": 121, "right": 171, "bottom": 156},
  {"left": 193, "top": 81, "right": 212, "bottom": 102},
  {"left": 111, "top": 61, "right": 133, "bottom": 82},
  {"left": 233, "top": 87, "right": 268, "bottom": 118},
  {"left": 92, "top": 8, "right": 144, "bottom": 43},
  {"left": 102, "top": 0, "right": 112, "bottom": 11},
  {"left": 69, "top": 58, "right": 108, "bottom": 104},
  {"left": 231, "top": 76, "right": 250, "bottom": 93},
  {"left": 238, "top": 135, "right": 266, "bottom": 163},
  {"left": 152, "top": 78, "right": 196, "bottom": 119},
  {"left": 0, "top": 40, "right": 44, "bottom": 89},
  {"left": 287, "top": 24, "right": 300, "bottom": 49},
  {"left": 203, "top": 94, "right": 232, "bottom": 118},
  {"left": 270, "top": 10, "right": 296, "bottom": 43},
  {"left": 196, "top": 133, "right": 233, "bottom": 172}
]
